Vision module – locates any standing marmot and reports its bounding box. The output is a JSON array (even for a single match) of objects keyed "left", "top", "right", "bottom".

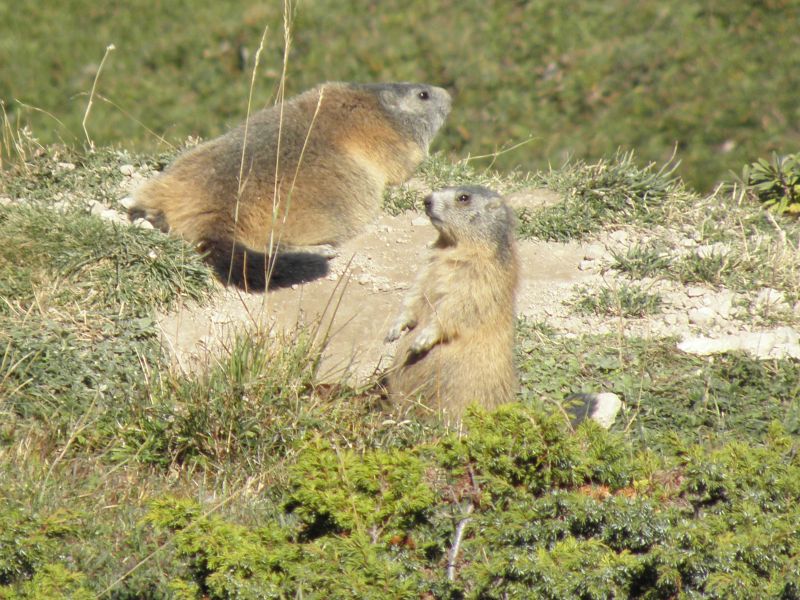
[
  {"left": 129, "top": 81, "right": 451, "bottom": 289},
  {"left": 385, "top": 186, "right": 519, "bottom": 419}
]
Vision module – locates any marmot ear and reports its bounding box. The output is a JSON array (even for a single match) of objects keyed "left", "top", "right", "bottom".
[
  {"left": 378, "top": 89, "right": 398, "bottom": 109},
  {"left": 485, "top": 199, "right": 504, "bottom": 210}
]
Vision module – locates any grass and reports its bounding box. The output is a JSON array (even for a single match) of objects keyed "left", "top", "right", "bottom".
[
  {"left": 2, "top": 1, "right": 800, "bottom": 191},
  {"left": 572, "top": 282, "right": 663, "bottom": 318},
  {"left": 516, "top": 151, "right": 685, "bottom": 241},
  {"left": 1, "top": 135, "right": 800, "bottom": 596}
]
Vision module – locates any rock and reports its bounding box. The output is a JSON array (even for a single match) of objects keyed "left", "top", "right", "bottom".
[
  {"left": 118, "top": 195, "right": 136, "bottom": 210},
  {"left": 755, "top": 288, "right": 785, "bottom": 309},
  {"left": 686, "top": 286, "right": 706, "bottom": 298},
  {"left": 132, "top": 217, "right": 154, "bottom": 230},
  {"left": 583, "top": 243, "right": 606, "bottom": 261},
  {"left": 100, "top": 208, "right": 126, "bottom": 223},
  {"left": 608, "top": 229, "right": 628, "bottom": 243},
  {"left": 688, "top": 306, "right": 716, "bottom": 327},
  {"left": 56, "top": 162, "right": 76, "bottom": 171},
  {"left": 707, "top": 290, "right": 735, "bottom": 319},
  {"left": 411, "top": 216, "right": 429, "bottom": 227},
  {"left": 0, "top": 196, "right": 12, "bottom": 206},
  {"left": 578, "top": 260, "right": 595, "bottom": 271},
  {"left": 88, "top": 200, "right": 106, "bottom": 216},
  {"left": 680, "top": 237, "right": 697, "bottom": 248},
  {"left": 119, "top": 164, "right": 136, "bottom": 176},
  {"left": 678, "top": 328, "right": 800, "bottom": 360},
  {"left": 663, "top": 313, "right": 679, "bottom": 326},
  {"left": 504, "top": 187, "right": 563, "bottom": 211},
  {"left": 564, "top": 392, "right": 622, "bottom": 429}
]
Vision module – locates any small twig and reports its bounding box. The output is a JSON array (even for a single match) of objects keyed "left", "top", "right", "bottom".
[
  {"left": 447, "top": 503, "right": 474, "bottom": 582},
  {"left": 83, "top": 44, "right": 115, "bottom": 150}
]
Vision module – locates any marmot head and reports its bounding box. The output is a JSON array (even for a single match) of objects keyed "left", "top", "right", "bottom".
[
  {"left": 358, "top": 83, "right": 451, "bottom": 152},
  {"left": 424, "top": 186, "right": 516, "bottom": 259}
]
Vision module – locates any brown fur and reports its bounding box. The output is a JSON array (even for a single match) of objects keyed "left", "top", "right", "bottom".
[
  {"left": 385, "top": 186, "right": 519, "bottom": 419},
  {"left": 130, "top": 82, "right": 451, "bottom": 290}
]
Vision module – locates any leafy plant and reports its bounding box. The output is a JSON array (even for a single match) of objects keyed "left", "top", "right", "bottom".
[{"left": 744, "top": 152, "right": 800, "bottom": 215}]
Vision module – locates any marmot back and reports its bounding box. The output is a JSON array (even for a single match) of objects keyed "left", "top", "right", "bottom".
[
  {"left": 129, "top": 82, "right": 451, "bottom": 289},
  {"left": 385, "top": 186, "right": 519, "bottom": 420}
]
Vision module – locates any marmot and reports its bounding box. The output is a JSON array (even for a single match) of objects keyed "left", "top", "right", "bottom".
[
  {"left": 129, "top": 81, "right": 451, "bottom": 289},
  {"left": 385, "top": 186, "right": 519, "bottom": 419}
]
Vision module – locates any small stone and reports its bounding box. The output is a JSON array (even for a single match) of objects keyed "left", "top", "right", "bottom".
[
  {"left": 411, "top": 216, "right": 429, "bottom": 227},
  {"left": 583, "top": 243, "right": 606, "bottom": 261},
  {"left": 680, "top": 237, "right": 697, "bottom": 248},
  {"left": 688, "top": 306, "right": 716, "bottom": 327},
  {"left": 678, "top": 335, "right": 742, "bottom": 356},
  {"left": 57, "top": 162, "right": 76, "bottom": 171},
  {"left": 119, "top": 164, "right": 136, "bottom": 176},
  {"left": 119, "top": 195, "right": 136, "bottom": 210},
  {"left": 709, "top": 290, "right": 735, "bottom": 319},
  {"left": 608, "top": 230, "right": 628, "bottom": 243},
  {"left": 100, "top": 208, "right": 125, "bottom": 223},
  {"left": 88, "top": 201, "right": 106, "bottom": 216},
  {"left": 0, "top": 196, "right": 12, "bottom": 206},
  {"left": 686, "top": 286, "right": 706, "bottom": 298},
  {"left": 755, "top": 288, "right": 785, "bottom": 308},
  {"left": 564, "top": 392, "right": 622, "bottom": 429},
  {"left": 578, "top": 260, "right": 595, "bottom": 271},
  {"left": 133, "top": 218, "right": 154, "bottom": 230},
  {"left": 663, "top": 313, "right": 679, "bottom": 326}
]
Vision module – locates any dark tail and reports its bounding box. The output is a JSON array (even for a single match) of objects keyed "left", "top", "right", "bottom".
[{"left": 199, "top": 239, "right": 330, "bottom": 292}]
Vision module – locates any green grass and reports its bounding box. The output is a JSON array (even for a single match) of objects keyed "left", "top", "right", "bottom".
[
  {"left": 572, "top": 282, "right": 663, "bottom": 318},
  {"left": 2, "top": 1, "right": 800, "bottom": 191},
  {"left": 516, "top": 151, "right": 685, "bottom": 241}
]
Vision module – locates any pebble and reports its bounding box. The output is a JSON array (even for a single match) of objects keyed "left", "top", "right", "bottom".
[
  {"left": 755, "top": 288, "right": 785, "bottom": 308},
  {"left": 119, "top": 195, "right": 136, "bottom": 210},
  {"left": 132, "top": 218, "right": 154, "bottom": 230},
  {"left": 119, "top": 164, "right": 136, "bottom": 176},
  {"left": 583, "top": 243, "right": 606, "bottom": 261},
  {"left": 608, "top": 230, "right": 628, "bottom": 243},
  {"left": 688, "top": 306, "right": 716, "bottom": 327},
  {"left": 411, "top": 216, "right": 429, "bottom": 227},
  {"left": 686, "top": 286, "right": 706, "bottom": 298}
]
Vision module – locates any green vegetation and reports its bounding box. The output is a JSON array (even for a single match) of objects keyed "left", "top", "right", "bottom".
[
  {"left": 1, "top": 143, "right": 800, "bottom": 597},
  {"left": 573, "top": 282, "right": 662, "bottom": 318},
  {"left": 743, "top": 152, "right": 800, "bottom": 216},
  {"left": 2, "top": 1, "right": 799, "bottom": 191}
]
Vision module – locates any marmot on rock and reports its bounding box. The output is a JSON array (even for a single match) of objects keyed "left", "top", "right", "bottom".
[
  {"left": 129, "top": 82, "right": 451, "bottom": 290},
  {"left": 385, "top": 186, "right": 519, "bottom": 420}
]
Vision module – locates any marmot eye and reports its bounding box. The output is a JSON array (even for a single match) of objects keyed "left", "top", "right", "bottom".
[
  {"left": 418, "top": 90, "right": 430, "bottom": 100},
  {"left": 458, "top": 194, "right": 470, "bottom": 203}
]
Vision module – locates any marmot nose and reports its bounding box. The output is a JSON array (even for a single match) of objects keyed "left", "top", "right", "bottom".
[{"left": 423, "top": 195, "right": 432, "bottom": 210}]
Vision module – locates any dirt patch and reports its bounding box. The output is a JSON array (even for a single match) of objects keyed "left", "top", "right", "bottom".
[
  {"left": 157, "top": 209, "right": 599, "bottom": 383},
  {"left": 157, "top": 197, "right": 800, "bottom": 382}
]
